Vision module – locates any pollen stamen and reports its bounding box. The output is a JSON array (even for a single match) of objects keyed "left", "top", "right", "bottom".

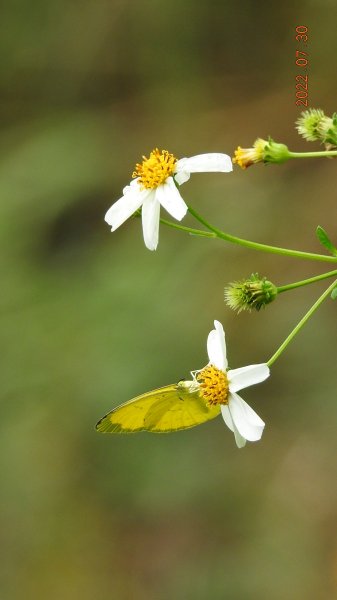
[
  {"left": 133, "top": 148, "right": 177, "bottom": 189},
  {"left": 196, "top": 365, "right": 229, "bottom": 407}
]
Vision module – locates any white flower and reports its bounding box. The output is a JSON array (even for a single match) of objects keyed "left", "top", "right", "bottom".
[
  {"left": 105, "top": 149, "right": 232, "bottom": 250},
  {"left": 189, "top": 320, "right": 270, "bottom": 448}
]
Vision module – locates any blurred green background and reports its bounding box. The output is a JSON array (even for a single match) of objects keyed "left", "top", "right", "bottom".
[{"left": 1, "top": 1, "right": 337, "bottom": 598}]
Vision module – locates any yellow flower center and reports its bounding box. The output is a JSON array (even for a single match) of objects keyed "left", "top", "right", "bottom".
[
  {"left": 196, "top": 365, "right": 229, "bottom": 407},
  {"left": 132, "top": 148, "right": 177, "bottom": 189},
  {"left": 232, "top": 146, "right": 253, "bottom": 169},
  {"left": 232, "top": 139, "right": 266, "bottom": 170}
]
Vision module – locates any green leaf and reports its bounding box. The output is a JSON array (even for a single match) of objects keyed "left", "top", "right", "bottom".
[
  {"left": 331, "top": 286, "right": 337, "bottom": 300},
  {"left": 316, "top": 226, "right": 337, "bottom": 256}
]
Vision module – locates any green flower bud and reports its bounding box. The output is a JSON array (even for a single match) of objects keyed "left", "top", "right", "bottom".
[{"left": 224, "top": 273, "right": 278, "bottom": 313}]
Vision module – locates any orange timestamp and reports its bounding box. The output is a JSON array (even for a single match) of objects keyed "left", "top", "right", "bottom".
[{"left": 295, "top": 25, "right": 309, "bottom": 107}]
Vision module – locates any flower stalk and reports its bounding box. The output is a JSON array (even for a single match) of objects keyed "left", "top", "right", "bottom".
[
  {"left": 288, "top": 150, "right": 337, "bottom": 159},
  {"left": 277, "top": 269, "right": 337, "bottom": 293},
  {"left": 267, "top": 279, "right": 337, "bottom": 367},
  {"left": 186, "top": 206, "right": 337, "bottom": 263}
]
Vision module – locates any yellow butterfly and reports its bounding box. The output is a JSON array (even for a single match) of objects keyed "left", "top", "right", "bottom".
[{"left": 95, "top": 381, "right": 220, "bottom": 434}]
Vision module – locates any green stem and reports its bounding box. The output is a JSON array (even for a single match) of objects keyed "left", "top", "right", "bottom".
[
  {"left": 278, "top": 269, "right": 337, "bottom": 293},
  {"left": 159, "top": 217, "right": 215, "bottom": 238},
  {"left": 288, "top": 150, "right": 337, "bottom": 159},
  {"left": 187, "top": 206, "right": 337, "bottom": 263},
  {"left": 267, "top": 278, "right": 337, "bottom": 367}
]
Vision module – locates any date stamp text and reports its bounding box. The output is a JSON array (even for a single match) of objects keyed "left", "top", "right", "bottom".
[{"left": 295, "top": 25, "right": 309, "bottom": 107}]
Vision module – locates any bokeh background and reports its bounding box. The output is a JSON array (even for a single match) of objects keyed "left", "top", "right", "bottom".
[{"left": 1, "top": 1, "right": 337, "bottom": 598}]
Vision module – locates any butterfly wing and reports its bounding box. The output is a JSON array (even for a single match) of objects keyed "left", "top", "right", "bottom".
[{"left": 96, "top": 382, "right": 220, "bottom": 433}]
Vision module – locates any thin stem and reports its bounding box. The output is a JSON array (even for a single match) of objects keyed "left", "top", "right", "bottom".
[
  {"left": 187, "top": 205, "right": 337, "bottom": 263},
  {"left": 159, "top": 218, "right": 215, "bottom": 238},
  {"left": 136, "top": 211, "right": 215, "bottom": 238},
  {"left": 289, "top": 150, "right": 337, "bottom": 159},
  {"left": 267, "top": 279, "right": 337, "bottom": 367},
  {"left": 278, "top": 269, "right": 337, "bottom": 293}
]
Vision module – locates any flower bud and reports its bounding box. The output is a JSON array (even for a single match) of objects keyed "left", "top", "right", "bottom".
[
  {"left": 233, "top": 138, "right": 291, "bottom": 169},
  {"left": 224, "top": 274, "right": 278, "bottom": 313}
]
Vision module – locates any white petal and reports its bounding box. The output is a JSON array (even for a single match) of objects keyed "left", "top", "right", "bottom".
[
  {"left": 141, "top": 193, "right": 160, "bottom": 251},
  {"left": 105, "top": 186, "right": 147, "bottom": 231},
  {"left": 176, "top": 153, "right": 233, "bottom": 176},
  {"left": 155, "top": 177, "right": 188, "bottom": 221},
  {"left": 174, "top": 170, "right": 190, "bottom": 185},
  {"left": 228, "top": 364, "right": 270, "bottom": 393},
  {"left": 228, "top": 392, "right": 265, "bottom": 442},
  {"left": 221, "top": 406, "right": 246, "bottom": 448},
  {"left": 220, "top": 404, "right": 234, "bottom": 431},
  {"left": 207, "top": 320, "right": 227, "bottom": 370},
  {"left": 232, "top": 427, "right": 247, "bottom": 448},
  {"left": 123, "top": 178, "right": 139, "bottom": 195}
]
